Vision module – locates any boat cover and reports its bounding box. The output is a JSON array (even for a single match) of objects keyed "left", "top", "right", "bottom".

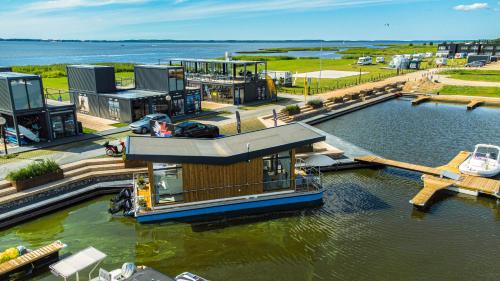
[{"left": 50, "top": 247, "right": 107, "bottom": 278}]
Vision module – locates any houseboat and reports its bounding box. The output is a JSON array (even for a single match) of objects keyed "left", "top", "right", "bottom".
[{"left": 124, "top": 123, "right": 326, "bottom": 223}]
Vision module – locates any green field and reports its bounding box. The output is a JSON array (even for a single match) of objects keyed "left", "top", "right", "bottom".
[
  {"left": 436, "top": 85, "right": 500, "bottom": 98},
  {"left": 440, "top": 70, "right": 500, "bottom": 83},
  {"left": 337, "top": 44, "right": 437, "bottom": 56},
  {"left": 237, "top": 46, "right": 340, "bottom": 54}
]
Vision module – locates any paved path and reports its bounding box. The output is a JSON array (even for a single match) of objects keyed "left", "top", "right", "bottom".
[{"left": 435, "top": 76, "right": 500, "bottom": 87}]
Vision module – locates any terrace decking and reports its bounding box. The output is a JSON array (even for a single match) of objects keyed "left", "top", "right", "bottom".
[
  {"left": 0, "top": 241, "right": 66, "bottom": 277},
  {"left": 355, "top": 152, "right": 500, "bottom": 207}
]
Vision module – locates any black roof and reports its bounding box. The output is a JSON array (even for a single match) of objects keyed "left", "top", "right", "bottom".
[{"left": 125, "top": 123, "right": 325, "bottom": 164}]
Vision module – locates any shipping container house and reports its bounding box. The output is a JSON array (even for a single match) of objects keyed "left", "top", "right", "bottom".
[
  {"left": 168, "top": 58, "right": 272, "bottom": 105},
  {"left": 0, "top": 72, "right": 77, "bottom": 146},
  {"left": 68, "top": 65, "right": 201, "bottom": 123}
]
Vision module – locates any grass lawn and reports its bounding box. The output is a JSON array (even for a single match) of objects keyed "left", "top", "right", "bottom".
[
  {"left": 337, "top": 44, "right": 437, "bottom": 56},
  {"left": 436, "top": 85, "right": 500, "bottom": 98},
  {"left": 440, "top": 70, "right": 500, "bottom": 83},
  {"left": 218, "top": 118, "right": 266, "bottom": 136},
  {"left": 264, "top": 57, "right": 424, "bottom": 94},
  {"left": 110, "top": 123, "right": 129, "bottom": 128}
]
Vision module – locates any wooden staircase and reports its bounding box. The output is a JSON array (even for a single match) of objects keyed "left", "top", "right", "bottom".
[{"left": 0, "top": 157, "right": 146, "bottom": 205}]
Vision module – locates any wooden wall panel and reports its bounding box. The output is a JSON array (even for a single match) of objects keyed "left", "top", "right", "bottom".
[{"left": 182, "top": 158, "right": 263, "bottom": 203}]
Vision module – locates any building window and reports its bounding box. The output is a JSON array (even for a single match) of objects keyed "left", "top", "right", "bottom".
[
  {"left": 108, "top": 98, "right": 120, "bottom": 120},
  {"left": 263, "top": 150, "right": 292, "bottom": 191},
  {"left": 168, "top": 68, "right": 185, "bottom": 92},
  {"left": 26, "top": 80, "right": 44, "bottom": 109},
  {"left": 10, "top": 79, "right": 29, "bottom": 110}
]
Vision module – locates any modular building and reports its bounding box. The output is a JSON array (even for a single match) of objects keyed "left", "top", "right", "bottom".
[
  {"left": 168, "top": 58, "right": 273, "bottom": 105},
  {"left": 68, "top": 65, "right": 202, "bottom": 123},
  {"left": 0, "top": 67, "right": 12, "bottom": 72},
  {"left": 438, "top": 42, "right": 499, "bottom": 58},
  {"left": 0, "top": 72, "right": 77, "bottom": 146}
]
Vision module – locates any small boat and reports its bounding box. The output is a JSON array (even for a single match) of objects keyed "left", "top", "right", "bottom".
[
  {"left": 50, "top": 246, "right": 207, "bottom": 281},
  {"left": 459, "top": 144, "right": 500, "bottom": 177}
]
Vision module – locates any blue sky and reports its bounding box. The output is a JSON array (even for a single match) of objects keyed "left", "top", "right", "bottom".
[{"left": 0, "top": 0, "right": 498, "bottom": 40}]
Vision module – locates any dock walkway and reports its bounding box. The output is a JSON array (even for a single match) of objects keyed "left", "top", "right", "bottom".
[
  {"left": 355, "top": 152, "right": 500, "bottom": 207},
  {"left": 411, "top": 94, "right": 500, "bottom": 110}
]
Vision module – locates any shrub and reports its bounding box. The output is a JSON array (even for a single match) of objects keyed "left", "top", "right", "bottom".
[
  {"left": 307, "top": 99, "right": 324, "bottom": 109},
  {"left": 6, "top": 159, "right": 61, "bottom": 181},
  {"left": 281, "top": 104, "right": 301, "bottom": 115}
]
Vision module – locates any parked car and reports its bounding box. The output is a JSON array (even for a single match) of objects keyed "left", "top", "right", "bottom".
[
  {"left": 465, "top": 61, "right": 486, "bottom": 67},
  {"left": 174, "top": 121, "right": 219, "bottom": 138},
  {"left": 129, "top": 113, "right": 171, "bottom": 134}
]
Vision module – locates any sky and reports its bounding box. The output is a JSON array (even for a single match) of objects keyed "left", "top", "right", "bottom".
[{"left": 0, "top": 0, "right": 498, "bottom": 41}]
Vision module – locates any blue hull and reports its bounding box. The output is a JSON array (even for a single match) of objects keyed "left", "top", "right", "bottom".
[{"left": 136, "top": 191, "right": 324, "bottom": 223}]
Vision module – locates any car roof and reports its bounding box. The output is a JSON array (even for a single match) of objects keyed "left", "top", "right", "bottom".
[{"left": 177, "top": 121, "right": 201, "bottom": 128}]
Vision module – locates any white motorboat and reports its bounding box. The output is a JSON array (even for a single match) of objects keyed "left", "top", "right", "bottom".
[{"left": 459, "top": 144, "right": 500, "bottom": 177}]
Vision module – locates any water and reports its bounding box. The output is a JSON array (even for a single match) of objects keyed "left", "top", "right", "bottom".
[
  {"left": 1, "top": 99, "right": 499, "bottom": 281},
  {"left": 0, "top": 41, "right": 389, "bottom": 66}
]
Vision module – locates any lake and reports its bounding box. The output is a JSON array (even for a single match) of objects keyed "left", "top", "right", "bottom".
[{"left": 0, "top": 41, "right": 391, "bottom": 66}]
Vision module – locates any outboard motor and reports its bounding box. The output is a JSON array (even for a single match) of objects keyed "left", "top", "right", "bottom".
[
  {"left": 108, "top": 198, "right": 133, "bottom": 215},
  {"left": 121, "top": 263, "right": 136, "bottom": 279},
  {"left": 110, "top": 188, "right": 132, "bottom": 203}
]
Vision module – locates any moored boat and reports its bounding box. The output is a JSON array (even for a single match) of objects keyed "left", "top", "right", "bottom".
[
  {"left": 116, "top": 123, "right": 327, "bottom": 223},
  {"left": 459, "top": 144, "right": 500, "bottom": 177}
]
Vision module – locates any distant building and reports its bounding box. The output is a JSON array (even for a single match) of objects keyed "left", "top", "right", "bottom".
[
  {"left": 168, "top": 58, "right": 273, "bottom": 105},
  {"left": 437, "top": 42, "right": 499, "bottom": 58}
]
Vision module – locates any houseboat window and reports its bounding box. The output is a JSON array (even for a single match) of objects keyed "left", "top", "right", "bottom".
[
  {"left": 153, "top": 163, "right": 183, "bottom": 204},
  {"left": 10, "top": 79, "right": 30, "bottom": 110},
  {"left": 26, "top": 80, "right": 44, "bottom": 109},
  {"left": 263, "top": 150, "right": 292, "bottom": 191}
]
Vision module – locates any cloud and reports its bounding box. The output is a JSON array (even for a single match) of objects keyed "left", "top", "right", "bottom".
[
  {"left": 25, "top": 0, "right": 147, "bottom": 11},
  {"left": 453, "top": 3, "right": 488, "bottom": 11}
]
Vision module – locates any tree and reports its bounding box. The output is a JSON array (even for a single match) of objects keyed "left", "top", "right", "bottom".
[
  {"left": 429, "top": 42, "right": 434, "bottom": 46},
  {"left": 409, "top": 43, "right": 413, "bottom": 46}
]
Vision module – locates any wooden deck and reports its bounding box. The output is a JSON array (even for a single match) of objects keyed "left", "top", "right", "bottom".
[
  {"left": 0, "top": 241, "right": 66, "bottom": 276},
  {"left": 467, "top": 100, "right": 484, "bottom": 110},
  {"left": 355, "top": 152, "right": 500, "bottom": 207},
  {"left": 411, "top": 96, "right": 431, "bottom": 105}
]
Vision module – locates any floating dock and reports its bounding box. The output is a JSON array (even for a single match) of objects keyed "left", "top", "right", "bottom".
[
  {"left": 0, "top": 241, "right": 66, "bottom": 279},
  {"left": 355, "top": 152, "right": 500, "bottom": 207},
  {"left": 411, "top": 96, "right": 431, "bottom": 105}
]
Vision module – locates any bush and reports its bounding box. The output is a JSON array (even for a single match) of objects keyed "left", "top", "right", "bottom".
[
  {"left": 307, "top": 99, "right": 324, "bottom": 109},
  {"left": 6, "top": 159, "right": 61, "bottom": 181},
  {"left": 281, "top": 104, "right": 301, "bottom": 115}
]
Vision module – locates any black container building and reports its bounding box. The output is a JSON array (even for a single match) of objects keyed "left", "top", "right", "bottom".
[
  {"left": 0, "top": 72, "right": 77, "bottom": 146},
  {"left": 68, "top": 65, "right": 202, "bottom": 123},
  {"left": 0, "top": 67, "right": 12, "bottom": 72},
  {"left": 168, "top": 58, "right": 272, "bottom": 105},
  {"left": 438, "top": 42, "right": 500, "bottom": 58}
]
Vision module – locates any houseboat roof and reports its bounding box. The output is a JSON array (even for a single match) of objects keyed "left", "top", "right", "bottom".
[{"left": 125, "top": 123, "right": 325, "bottom": 164}]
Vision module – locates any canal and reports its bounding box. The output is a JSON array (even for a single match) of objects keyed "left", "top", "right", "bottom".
[{"left": 1, "top": 99, "right": 499, "bottom": 281}]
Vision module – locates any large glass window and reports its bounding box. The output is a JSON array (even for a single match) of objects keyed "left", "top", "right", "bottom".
[
  {"left": 168, "top": 68, "right": 185, "bottom": 92},
  {"left": 108, "top": 98, "right": 120, "bottom": 120},
  {"left": 175, "top": 69, "right": 184, "bottom": 90},
  {"left": 10, "top": 79, "right": 29, "bottom": 110},
  {"left": 263, "top": 150, "right": 292, "bottom": 191},
  {"left": 168, "top": 69, "right": 177, "bottom": 92},
  {"left": 153, "top": 163, "right": 183, "bottom": 204},
  {"left": 26, "top": 80, "right": 44, "bottom": 109}
]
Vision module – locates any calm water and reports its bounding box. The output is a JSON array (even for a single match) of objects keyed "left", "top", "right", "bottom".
[
  {"left": 0, "top": 41, "right": 390, "bottom": 66},
  {"left": 1, "top": 99, "right": 499, "bottom": 281}
]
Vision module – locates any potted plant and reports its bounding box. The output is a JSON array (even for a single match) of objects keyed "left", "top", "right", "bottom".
[
  {"left": 136, "top": 175, "right": 147, "bottom": 189},
  {"left": 281, "top": 104, "right": 301, "bottom": 116},
  {"left": 307, "top": 99, "right": 324, "bottom": 109},
  {"left": 6, "top": 160, "right": 64, "bottom": 191}
]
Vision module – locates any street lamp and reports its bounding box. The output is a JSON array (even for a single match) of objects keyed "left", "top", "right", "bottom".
[{"left": 165, "top": 95, "right": 172, "bottom": 119}]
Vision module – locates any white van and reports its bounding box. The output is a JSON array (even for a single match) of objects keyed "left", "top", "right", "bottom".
[
  {"left": 435, "top": 57, "right": 448, "bottom": 66},
  {"left": 425, "top": 52, "right": 433, "bottom": 58},
  {"left": 357, "top": 56, "right": 372, "bottom": 65},
  {"left": 376, "top": 56, "right": 385, "bottom": 63}
]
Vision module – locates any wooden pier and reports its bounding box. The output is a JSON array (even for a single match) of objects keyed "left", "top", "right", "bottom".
[
  {"left": 411, "top": 96, "right": 431, "bottom": 105},
  {"left": 355, "top": 152, "right": 500, "bottom": 207},
  {"left": 0, "top": 241, "right": 66, "bottom": 278},
  {"left": 411, "top": 94, "right": 500, "bottom": 110}
]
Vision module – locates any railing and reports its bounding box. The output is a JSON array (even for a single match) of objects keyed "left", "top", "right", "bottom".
[
  {"left": 132, "top": 169, "right": 323, "bottom": 213},
  {"left": 44, "top": 87, "right": 69, "bottom": 102},
  {"left": 186, "top": 73, "right": 256, "bottom": 84},
  {"left": 116, "top": 77, "right": 134, "bottom": 87}
]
